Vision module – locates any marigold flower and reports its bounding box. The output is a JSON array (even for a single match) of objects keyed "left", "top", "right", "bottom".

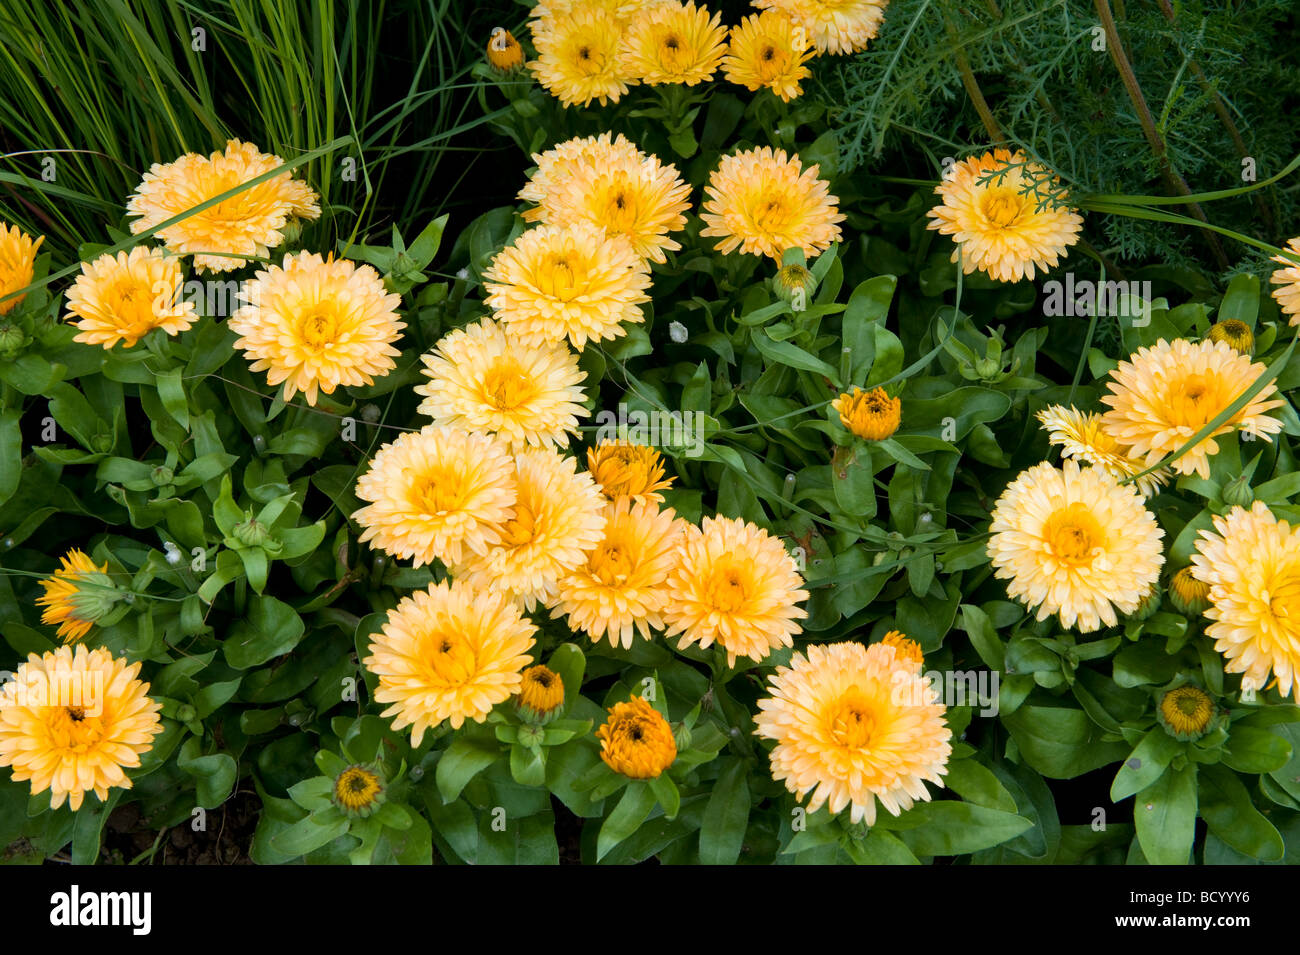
[
  {"left": 597, "top": 696, "right": 677, "bottom": 779},
  {"left": 529, "top": 5, "right": 633, "bottom": 107},
  {"left": 722, "top": 11, "right": 813, "bottom": 101},
  {"left": 1036, "top": 404, "right": 1166, "bottom": 498},
  {"left": 0, "top": 645, "right": 163, "bottom": 811},
  {"left": 229, "top": 251, "right": 404, "bottom": 406},
  {"left": 700, "top": 146, "right": 844, "bottom": 260},
  {"left": 925, "top": 148, "right": 1083, "bottom": 283},
  {"left": 486, "top": 27, "right": 525, "bottom": 73},
  {"left": 518, "top": 133, "right": 645, "bottom": 222},
  {"left": 363, "top": 580, "right": 537, "bottom": 742},
  {"left": 1207, "top": 319, "right": 1254, "bottom": 355},
  {"left": 832, "top": 386, "right": 900, "bottom": 441},
  {"left": 755, "top": 641, "right": 952, "bottom": 825},
  {"left": 621, "top": 1, "right": 728, "bottom": 86},
  {"left": 1157, "top": 685, "right": 1215, "bottom": 740},
  {"left": 516, "top": 665, "right": 566, "bottom": 722},
  {"left": 36, "top": 550, "right": 123, "bottom": 644},
  {"left": 333, "top": 765, "right": 385, "bottom": 817},
  {"left": 1269, "top": 237, "right": 1300, "bottom": 325},
  {"left": 987, "top": 459, "right": 1164, "bottom": 632},
  {"left": 64, "top": 246, "right": 197, "bottom": 349},
  {"left": 0, "top": 222, "right": 42, "bottom": 315},
  {"left": 754, "top": 0, "right": 890, "bottom": 55},
  {"left": 1168, "top": 566, "right": 1210, "bottom": 616},
  {"left": 587, "top": 440, "right": 675, "bottom": 505},
  {"left": 125, "top": 139, "right": 319, "bottom": 273}
]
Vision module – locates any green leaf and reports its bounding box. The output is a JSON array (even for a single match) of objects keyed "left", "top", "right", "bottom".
[
  {"left": 698, "top": 757, "right": 751, "bottom": 864},
  {"left": 272, "top": 811, "right": 351, "bottom": 858},
  {"left": 436, "top": 737, "right": 501, "bottom": 803},
  {"left": 751, "top": 330, "right": 839, "bottom": 382},
  {"left": 1134, "top": 764, "right": 1197, "bottom": 865},
  {"left": 1110, "top": 728, "right": 1181, "bottom": 802},
  {"left": 177, "top": 738, "right": 237, "bottom": 808},
  {"left": 0, "top": 409, "right": 21, "bottom": 506},
  {"left": 1003, "top": 705, "right": 1132, "bottom": 779},
  {"left": 843, "top": 828, "right": 920, "bottom": 864},
  {"left": 1223, "top": 725, "right": 1293, "bottom": 774},
  {"left": 944, "top": 759, "right": 1018, "bottom": 813},
  {"left": 223, "top": 595, "right": 305, "bottom": 669},
  {"left": 886, "top": 802, "right": 1033, "bottom": 855},
  {"left": 1198, "top": 763, "right": 1283, "bottom": 861},
  {"left": 547, "top": 643, "right": 586, "bottom": 715},
  {"left": 597, "top": 781, "right": 657, "bottom": 861}
]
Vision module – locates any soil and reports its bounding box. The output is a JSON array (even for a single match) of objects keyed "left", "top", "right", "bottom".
[{"left": 99, "top": 790, "right": 260, "bottom": 865}]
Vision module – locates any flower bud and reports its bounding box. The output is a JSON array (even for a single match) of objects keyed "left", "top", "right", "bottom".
[
  {"left": 1208, "top": 319, "right": 1253, "bottom": 355},
  {"left": 773, "top": 264, "right": 817, "bottom": 311},
  {"left": 1222, "top": 474, "right": 1255, "bottom": 509}
]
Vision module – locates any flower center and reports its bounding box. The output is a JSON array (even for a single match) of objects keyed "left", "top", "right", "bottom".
[
  {"left": 753, "top": 196, "right": 788, "bottom": 232},
  {"left": 299, "top": 309, "right": 339, "bottom": 348},
  {"left": 539, "top": 254, "right": 580, "bottom": 300},
  {"left": 1043, "top": 503, "right": 1103, "bottom": 565},
  {"left": 828, "top": 693, "right": 876, "bottom": 749},
  {"left": 598, "top": 179, "right": 641, "bottom": 233},
  {"left": 592, "top": 540, "right": 636, "bottom": 585},
  {"left": 1264, "top": 569, "right": 1300, "bottom": 626},
  {"left": 425, "top": 630, "right": 476, "bottom": 684},
  {"left": 981, "top": 188, "right": 1025, "bottom": 228},
  {"left": 706, "top": 566, "right": 749, "bottom": 612},
  {"left": 482, "top": 361, "right": 534, "bottom": 410},
  {"left": 415, "top": 471, "right": 465, "bottom": 515},
  {"left": 500, "top": 501, "right": 537, "bottom": 547}
]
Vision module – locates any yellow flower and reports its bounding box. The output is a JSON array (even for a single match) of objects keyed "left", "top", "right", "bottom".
[
  {"left": 352, "top": 426, "right": 517, "bottom": 568},
  {"left": 518, "top": 133, "right": 646, "bottom": 222},
  {"left": 587, "top": 439, "right": 675, "bottom": 505},
  {"left": 63, "top": 246, "right": 197, "bottom": 349},
  {"left": 1157, "top": 685, "right": 1215, "bottom": 740},
  {"left": 1168, "top": 565, "right": 1211, "bottom": 615},
  {"left": 755, "top": 641, "right": 952, "bottom": 825},
  {"left": 516, "top": 665, "right": 566, "bottom": 721},
  {"left": 1036, "top": 404, "right": 1167, "bottom": 498},
  {"left": 621, "top": 1, "right": 728, "bottom": 86},
  {"left": 1190, "top": 502, "right": 1300, "bottom": 700},
  {"left": 832, "top": 386, "right": 900, "bottom": 440},
  {"left": 1207, "top": 319, "right": 1253, "bottom": 355},
  {"left": 700, "top": 146, "right": 845, "bottom": 260},
  {"left": 0, "top": 645, "right": 163, "bottom": 811},
  {"left": 1269, "top": 237, "right": 1300, "bottom": 325},
  {"left": 0, "top": 222, "right": 43, "bottom": 315},
  {"left": 538, "top": 152, "right": 692, "bottom": 264},
  {"left": 229, "top": 251, "right": 404, "bottom": 406},
  {"left": 483, "top": 223, "right": 651, "bottom": 349},
  {"left": 363, "top": 580, "right": 537, "bottom": 742},
  {"left": 333, "top": 765, "right": 385, "bottom": 816},
  {"left": 722, "top": 11, "right": 813, "bottom": 101},
  {"left": 486, "top": 27, "right": 525, "bottom": 72},
  {"left": 754, "top": 0, "right": 889, "bottom": 54},
  {"left": 1099, "top": 338, "right": 1284, "bottom": 481},
  {"left": 664, "top": 515, "right": 810, "bottom": 666},
  {"left": 880, "top": 629, "right": 924, "bottom": 671},
  {"left": 551, "top": 497, "right": 683, "bottom": 649},
  {"left": 988, "top": 459, "right": 1164, "bottom": 632},
  {"left": 596, "top": 696, "right": 677, "bottom": 779},
  {"left": 453, "top": 447, "right": 608, "bottom": 611},
  {"left": 36, "top": 549, "right": 122, "bottom": 644},
  {"left": 126, "top": 139, "right": 320, "bottom": 273},
  {"left": 415, "top": 317, "right": 589, "bottom": 450},
  {"left": 529, "top": 5, "right": 634, "bottom": 107},
  {"left": 925, "top": 148, "right": 1083, "bottom": 283}
]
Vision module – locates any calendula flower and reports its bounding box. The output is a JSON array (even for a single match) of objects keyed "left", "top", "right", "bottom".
[
  {"left": 621, "top": 1, "right": 727, "bottom": 86},
  {"left": 519, "top": 133, "right": 646, "bottom": 223},
  {"left": 832, "top": 386, "right": 900, "bottom": 441},
  {"left": 229, "top": 251, "right": 404, "bottom": 406},
  {"left": 453, "top": 447, "right": 608, "bottom": 611},
  {"left": 755, "top": 642, "right": 952, "bottom": 826},
  {"left": 1036, "top": 404, "right": 1167, "bottom": 498},
  {"left": 1190, "top": 502, "right": 1300, "bottom": 700},
  {"left": 1157, "top": 684, "right": 1215, "bottom": 740},
  {"left": 529, "top": 6, "right": 633, "bottom": 107},
  {"left": 988, "top": 459, "right": 1164, "bottom": 632},
  {"left": 596, "top": 696, "right": 677, "bottom": 779},
  {"left": 880, "top": 630, "right": 924, "bottom": 671},
  {"left": 516, "top": 665, "right": 566, "bottom": 723},
  {"left": 925, "top": 148, "right": 1083, "bottom": 283},
  {"left": 700, "top": 146, "right": 845, "bottom": 260},
  {"left": 1208, "top": 319, "right": 1254, "bottom": 355},
  {"left": 587, "top": 440, "right": 675, "bottom": 505},
  {"left": 755, "top": 0, "right": 889, "bottom": 54},
  {"left": 0, "top": 222, "right": 42, "bottom": 315},
  {"left": 1168, "top": 566, "right": 1211, "bottom": 616},
  {"left": 333, "top": 765, "right": 385, "bottom": 817},
  {"left": 486, "top": 27, "right": 525, "bottom": 72},
  {"left": 722, "top": 11, "right": 813, "bottom": 101},
  {"left": 538, "top": 153, "right": 692, "bottom": 264},
  {"left": 0, "top": 645, "right": 163, "bottom": 811},
  {"left": 126, "top": 139, "right": 320, "bottom": 273},
  {"left": 1100, "top": 338, "right": 1284, "bottom": 481},
  {"left": 483, "top": 223, "right": 651, "bottom": 349},
  {"left": 415, "top": 317, "right": 589, "bottom": 450},
  {"left": 352, "top": 427, "right": 517, "bottom": 568},
  {"left": 363, "top": 580, "right": 536, "bottom": 742},
  {"left": 36, "top": 550, "right": 123, "bottom": 644},
  {"left": 1269, "top": 237, "right": 1300, "bottom": 325},
  {"left": 664, "top": 516, "right": 810, "bottom": 666},
  {"left": 63, "top": 246, "right": 197, "bottom": 349},
  {"left": 551, "top": 497, "right": 682, "bottom": 649}
]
